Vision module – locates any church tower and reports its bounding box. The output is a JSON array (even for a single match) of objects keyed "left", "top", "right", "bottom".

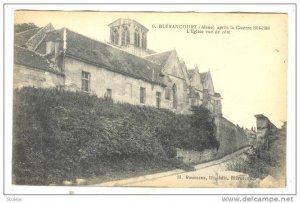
[{"left": 108, "top": 18, "right": 154, "bottom": 57}]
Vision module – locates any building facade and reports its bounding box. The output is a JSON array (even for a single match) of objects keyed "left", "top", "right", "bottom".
[{"left": 14, "top": 18, "right": 222, "bottom": 116}]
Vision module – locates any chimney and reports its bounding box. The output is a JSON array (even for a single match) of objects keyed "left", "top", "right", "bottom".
[
  {"left": 45, "top": 32, "right": 56, "bottom": 55},
  {"left": 45, "top": 31, "right": 63, "bottom": 69}
]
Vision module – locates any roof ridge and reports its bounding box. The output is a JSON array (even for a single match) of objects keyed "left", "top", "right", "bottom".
[
  {"left": 15, "top": 45, "right": 52, "bottom": 63},
  {"left": 65, "top": 28, "right": 161, "bottom": 69}
]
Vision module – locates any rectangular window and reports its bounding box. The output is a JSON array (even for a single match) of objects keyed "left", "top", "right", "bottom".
[
  {"left": 165, "top": 88, "right": 171, "bottom": 100},
  {"left": 140, "top": 87, "right": 146, "bottom": 104},
  {"left": 81, "top": 71, "right": 90, "bottom": 92},
  {"left": 106, "top": 88, "right": 112, "bottom": 99},
  {"left": 156, "top": 92, "right": 161, "bottom": 108}
]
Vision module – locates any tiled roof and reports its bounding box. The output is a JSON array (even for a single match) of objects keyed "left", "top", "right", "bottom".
[
  {"left": 25, "top": 23, "right": 54, "bottom": 51},
  {"left": 144, "top": 51, "right": 172, "bottom": 67},
  {"left": 14, "top": 28, "right": 41, "bottom": 47},
  {"left": 14, "top": 46, "right": 63, "bottom": 75},
  {"left": 64, "top": 29, "right": 165, "bottom": 86}
]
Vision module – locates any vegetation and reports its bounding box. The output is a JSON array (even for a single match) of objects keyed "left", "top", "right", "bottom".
[
  {"left": 13, "top": 87, "right": 219, "bottom": 185},
  {"left": 14, "top": 23, "right": 38, "bottom": 34},
  {"left": 226, "top": 126, "right": 286, "bottom": 179}
]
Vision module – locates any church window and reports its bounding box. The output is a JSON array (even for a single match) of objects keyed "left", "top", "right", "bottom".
[
  {"left": 121, "top": 27, "right": 131, "bottom": 46},
  {"left": 165, "top": 88, "right": 171, "bottom": 100},
  {"left": 81, "top": 71, "right": 90, "bottom": 92},
  {"left": 126, "top": 30, "right": 130, "bottom": 44},
  {"left": 140, "top": 87, "right": 146, "bottom": 104},
  {"left": 112, "top": 28, "right": 119, "bottom": 45},
  {"left": 121, "top": 30, "right": 126, "bottom": 46},
  {"left": 134, "top": 30, "right": 140, "bottom": 47}
]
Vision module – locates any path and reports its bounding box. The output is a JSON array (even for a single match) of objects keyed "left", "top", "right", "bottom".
[{"left": 91, "top": 146, "right": 250, "bottom": 187}]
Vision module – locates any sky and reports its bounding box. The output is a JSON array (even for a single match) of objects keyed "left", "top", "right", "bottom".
[{"left": 14, "top": 11, "right": 288, "bottom": 128}]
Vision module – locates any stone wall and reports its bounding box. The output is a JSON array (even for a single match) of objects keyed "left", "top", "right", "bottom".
[
  {"left": 215, "top": 117, "right": 249, "bottom": 158},
  {"left": 255, "top": 114, "right": 278, "bottom": 147},
  {"left": 176, "top": 148, "right": 217, "bottom": 165},
  {"left": 167, "top": 75, "right": 190, "bottom": 114},
  {"left": 176, "top": 117, "right": 249, "bottom": 165},
  {"left": 63, "top": 57, "right": 173, "bottom": 109},
  {"left": 14, "top": 64, "right": 64, "bottom": 89}
]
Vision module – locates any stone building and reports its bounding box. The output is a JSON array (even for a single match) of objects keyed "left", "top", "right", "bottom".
[
  {"left": 14, "top": 18, "right": 222, "bottom": 115},
  {"left": 254, "top": 114, "right": 278, "bottom": 147}
]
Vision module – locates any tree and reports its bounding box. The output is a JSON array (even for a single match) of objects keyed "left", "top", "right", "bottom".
[{"left": 14, "top": 23, "right": 38, "bottom": 34}]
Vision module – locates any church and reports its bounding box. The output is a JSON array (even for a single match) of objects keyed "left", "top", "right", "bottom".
[{"left": 14, "top": 18, "right": 222, "bottom": 116}]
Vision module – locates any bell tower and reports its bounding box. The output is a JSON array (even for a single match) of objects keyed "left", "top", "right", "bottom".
[{"left": 108, "top": 18, "right": 150, "bottom": 57}]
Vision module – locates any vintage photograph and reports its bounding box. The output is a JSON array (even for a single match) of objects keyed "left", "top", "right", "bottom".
[{"left": 12, "top": 11, "right": 287, "bottom": 188}]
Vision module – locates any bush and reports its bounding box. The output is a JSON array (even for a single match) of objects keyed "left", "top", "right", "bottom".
[
  {"left": 172, "top": 106, "right": 219, "bottom": 151},
  {"left": 12, "top": 87, "right": 218, "bottom": 185},
  {"left": 226, "top": 127, "right": 286, "bottom": 179}
]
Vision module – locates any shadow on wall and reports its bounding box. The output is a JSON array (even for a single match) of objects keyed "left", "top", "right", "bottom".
[{"left": 215, "top": 117, "right": 249, "bottom": 158}]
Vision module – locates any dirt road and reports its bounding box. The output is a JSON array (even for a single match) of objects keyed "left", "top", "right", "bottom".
[{"left": 91, "top": 147, "right": 250, "bottom": 188}]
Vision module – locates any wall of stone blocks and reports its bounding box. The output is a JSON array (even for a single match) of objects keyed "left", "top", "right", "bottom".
[
  {"left": 13, "top": 64, "right": 64, "bottom": 89},
  {"left": 63, "top": 57, "right": 174, "bottom": 109},
  {"left": 215, "top": 117, "right": 249, "bottom": 158},
  {"left": 176, "top": 148, "right": 218, "bottom": 165}
]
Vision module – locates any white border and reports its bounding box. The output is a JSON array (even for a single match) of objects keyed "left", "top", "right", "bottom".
[{"left": 1, "top": 2, "right": 297, "bottom": 197}]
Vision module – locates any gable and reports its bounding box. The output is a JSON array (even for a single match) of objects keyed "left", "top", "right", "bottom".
[
  {"left": 200, "top": 72, "right": 215, "bottom": 95},
  {"left": 190, "top": 69, "right": 203, "bottom": 91},
  {"left": 180, "top": 60, "right": 191, "bottom": 86},
  {"left": 162, "top": 50, "right": 185, "bottom": 80},
  {"left": 144, "top": 51, "right": 172, "bottom": 67}
]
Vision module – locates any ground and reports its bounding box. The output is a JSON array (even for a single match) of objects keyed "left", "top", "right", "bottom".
[{"left": 90, "top": 147, "right": 252, "bottom": 188}]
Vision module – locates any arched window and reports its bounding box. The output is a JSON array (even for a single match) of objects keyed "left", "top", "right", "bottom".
[
  {"left": 172, "top": 84, "right": 177, "bottom": 109},
  {"left": 121, "top": 27, "right": 131, "bottom": 46},
  {"left": 142, "top": 32, "right": 147, "bottom": 49},
  {"left": 126, "top": 30, "right": 130, "bottom": 44},
  {"left": 134, "top": 30, "right": 140, "bottom": 47},
  {"left": 121, "top": 29, "right": 126, "bottom": 46},
  {"left": 112, "top": 29, "right": 119, "bottom": 45}
]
